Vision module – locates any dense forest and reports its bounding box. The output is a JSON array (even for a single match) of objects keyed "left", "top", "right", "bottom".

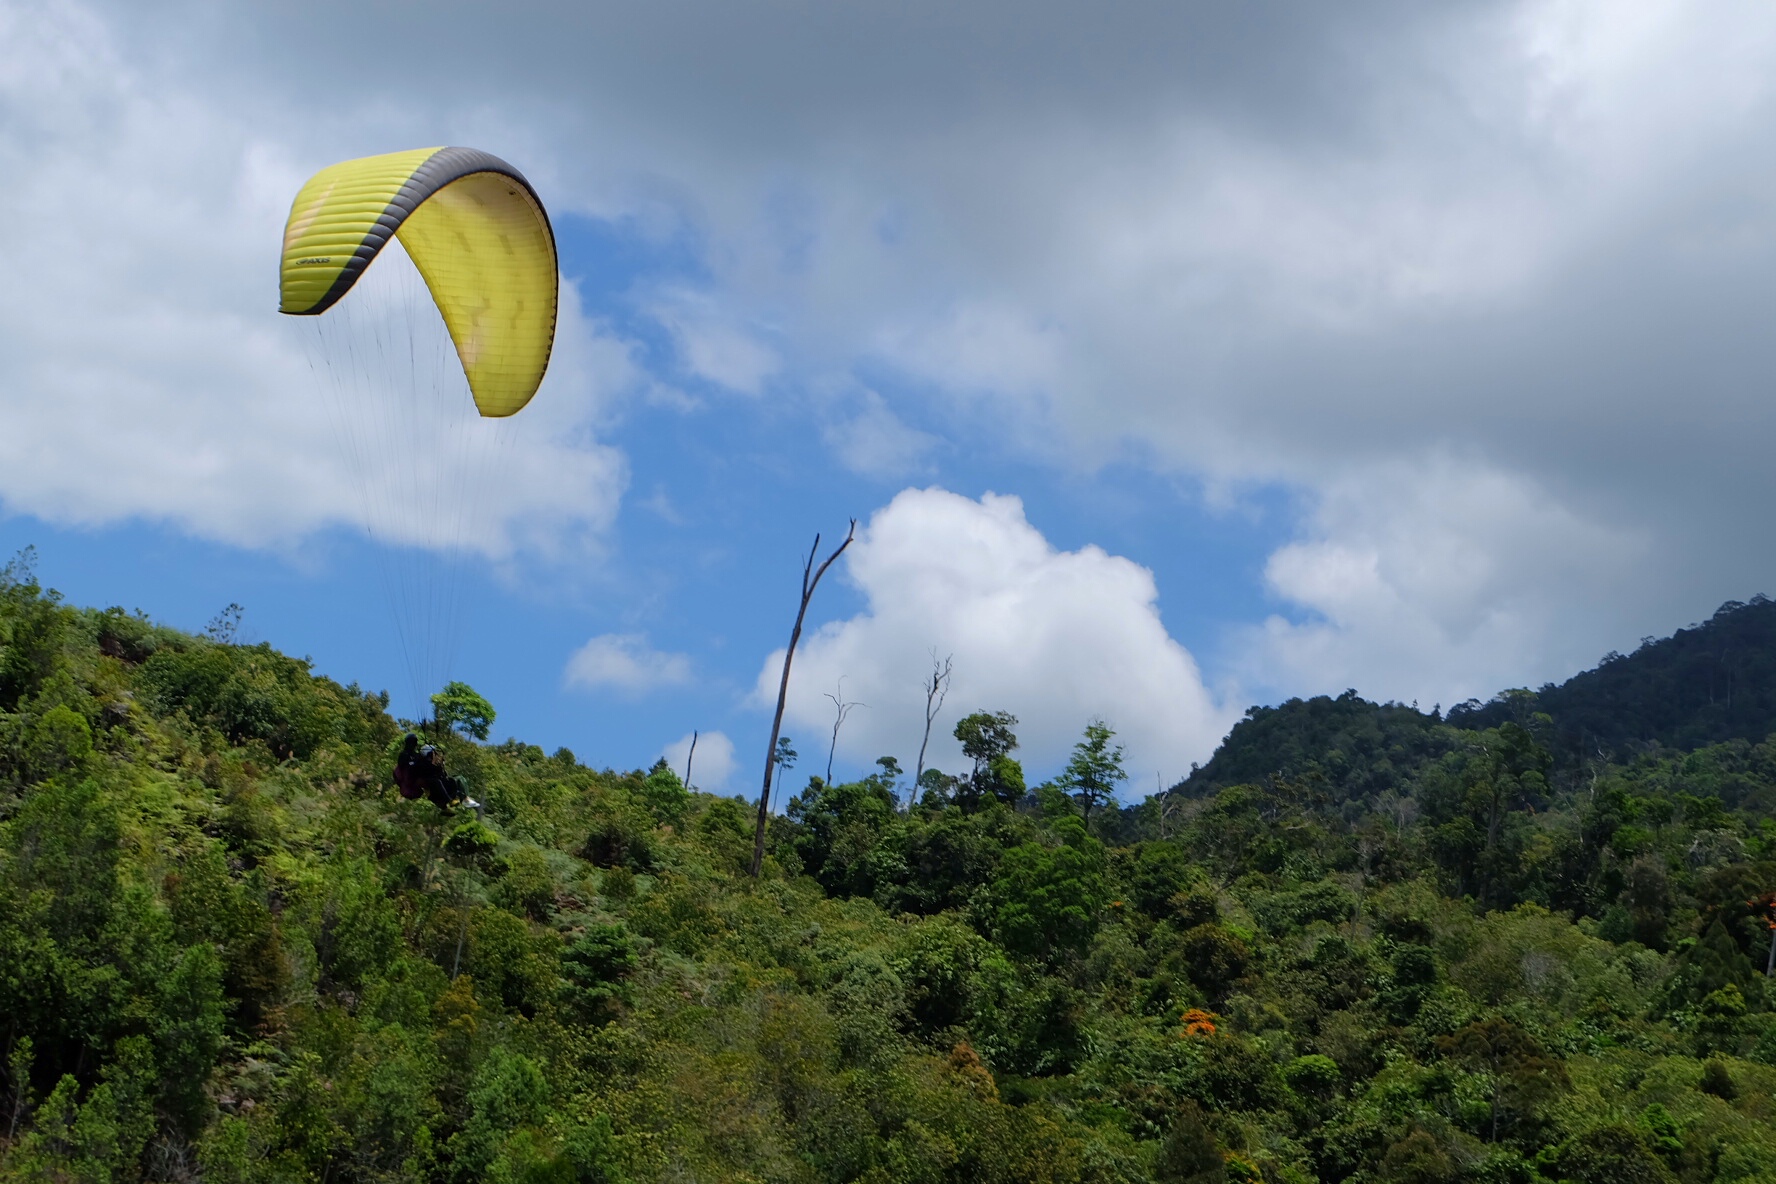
[{"left": 4, "top": 551, "right": 1776, "bottom": 1184}]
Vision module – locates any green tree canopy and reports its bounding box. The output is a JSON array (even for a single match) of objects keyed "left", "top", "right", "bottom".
[
  {"left": 432, "top": 680, "right": 496, "bottom": 740},
  {"left": 1058, "top": 719, "right": 1126, "bottom": 820}
]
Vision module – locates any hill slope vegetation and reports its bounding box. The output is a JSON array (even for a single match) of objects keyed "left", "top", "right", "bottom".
[{"left": 4, "top": 560, "right": 1776, "bottom": 1183}]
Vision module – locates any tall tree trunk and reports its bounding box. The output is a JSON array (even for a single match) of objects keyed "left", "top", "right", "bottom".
[{"left": 752, "top": 522, "right": 856, "bottom": 877}]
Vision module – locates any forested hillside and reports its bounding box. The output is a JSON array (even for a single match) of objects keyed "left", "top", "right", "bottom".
[
  {"left": 1449, "top": 596, "right": 1776, "bottom": 764},
  {"left": 5, "top": 554, "right": 1776, "bottom": 1184}
]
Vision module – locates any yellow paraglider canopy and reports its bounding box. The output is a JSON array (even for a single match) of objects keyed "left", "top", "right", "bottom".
[{"left": 279, "top": 146, "right": 557, "bottom": 417}]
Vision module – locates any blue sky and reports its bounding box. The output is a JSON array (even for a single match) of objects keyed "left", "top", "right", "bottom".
[{"left": 6, "top": 0, "right": 1776, "bottom": 797}]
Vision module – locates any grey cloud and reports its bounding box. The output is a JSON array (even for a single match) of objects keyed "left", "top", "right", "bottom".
[{"left": 142, "top": 1, "right": 1483, "bottom": 148}]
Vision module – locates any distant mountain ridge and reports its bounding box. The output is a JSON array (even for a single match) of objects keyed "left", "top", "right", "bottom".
[
  {"left": 1450, "top": 594, "right": 1776, "bottom": 759},
  {"left": 1182, "top": 594, "right": 1776, "bottom": 797}
]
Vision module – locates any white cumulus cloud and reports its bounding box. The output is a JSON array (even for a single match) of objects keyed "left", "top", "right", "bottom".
[
  {"left": 755, "top": 487, "right": 1236, "bottom": 788},
  {"left": 1238, "top": 454, "right": 1649, "bottom": 709},
  {"left": 663, "top": 730, "right": 738, "bottom": 792},
  {"left": 564, "top": 634, "right": 694, "bottom": 696}
]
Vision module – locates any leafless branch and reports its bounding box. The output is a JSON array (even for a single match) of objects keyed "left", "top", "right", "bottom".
[
  {"left": 824, "top": 678, "right": 867, "bottom": 785},
  {"left": 914, "top": 650, "right": 953, "bottom": 804}
]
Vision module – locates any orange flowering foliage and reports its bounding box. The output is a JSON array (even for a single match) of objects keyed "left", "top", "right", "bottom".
[
  {"left": 947, "top": 1039, "right": 1001, "bottom": 1100},
  {"left": 1180, "top": 1008, "right": 1219, "bottom": 1037}
]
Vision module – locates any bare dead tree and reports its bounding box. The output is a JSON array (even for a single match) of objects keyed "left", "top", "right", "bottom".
[
  {"left": 824, "top": 679, "right": 866, "bottom": 785},
  {"left": 914, "top": 650, "right": 953, "bottom": 794},
  {"left": 752, "top": 521, "right": 857, "bottom": 877},
  {"left": 1159, "top": 790, "right": 1185, "bottom": 840},
  {"left": 683, "top": 730, "right": 698, "bottom": 789},
  {"left": 6, "top": 1036, "right": 31, "bottom": 1140},
  {"left": 204, "top": 602, "right": 244, "bottom": 645}
]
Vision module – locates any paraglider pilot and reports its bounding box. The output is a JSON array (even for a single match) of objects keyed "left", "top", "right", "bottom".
[{"left": 394, "top": 733, "right": 480, "bottom": 813}]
